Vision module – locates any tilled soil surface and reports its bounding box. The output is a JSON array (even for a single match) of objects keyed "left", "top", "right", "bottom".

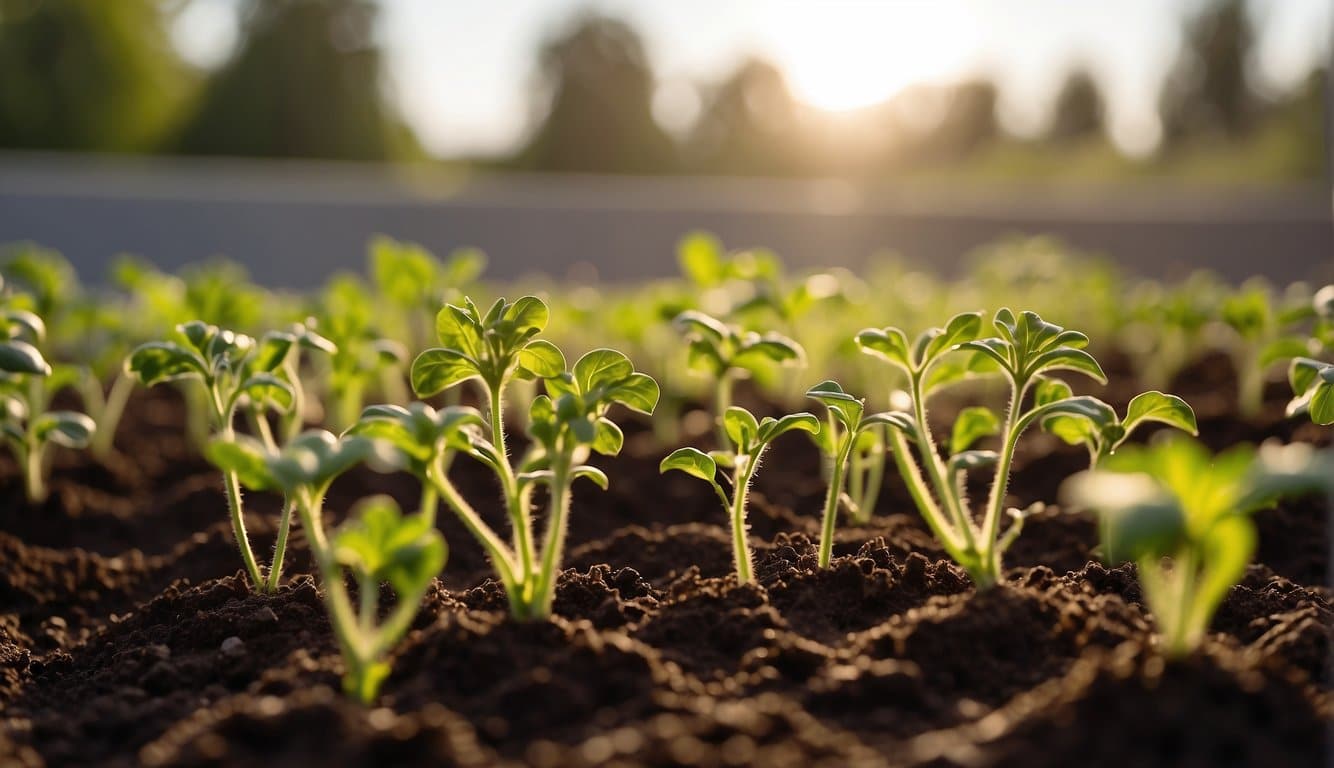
[{"left": 1, "top": 358, "right": 1330, "bottom": 767}]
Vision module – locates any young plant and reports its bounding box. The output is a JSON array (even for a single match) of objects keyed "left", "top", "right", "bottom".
[
  {"left": 408, "top": 296, "right": 657, "bottom": 619},
  {"left": 1063, "top": 437, "right": 1330, "bottom": 656},
  {"left": 1216, "top": 280, "right": 1314, "bottom": 418},
  {"left": 0, "top": 307, "right": 95, "bottom": 503},
  {"left": 857, "top": 309, "right": 1113, "bottom": 588},
  {"left": 672, "top": 309, "right": 804, "bottom": 448},
  {"left": 127, "top": 321, "right": 335, "bottom": 591},
  {"left": 1285, "top": 287, "right": 1334, "bottom": 425},
  {"left": 660, "top": 407, "right": 818, "bottom": 584},
  {"left": 209, "top": 430, "right": 442, "bottom": 702},
  {"left": 805, "top": 381, "right": 902, "bottom": 567},
  {"left": 1036, "top": 383, "right": 1198, "bottom": 467},
  {"left": 312, "top": 275, "right": 410, "bottom": 430}
]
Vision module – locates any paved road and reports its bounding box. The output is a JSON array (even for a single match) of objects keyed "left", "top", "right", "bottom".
[{"left": 0, "top": 154, "right": 1329, "bottom": 287}]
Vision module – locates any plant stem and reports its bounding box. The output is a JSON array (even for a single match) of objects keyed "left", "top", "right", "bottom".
[
  {"left": 22, "top": 442, "right": 45, "bottom": 504},
  {"left": 211, "top": 387, "right": 264, "bottom": 590},
  {"left": 265, "top": 498, "right": 295, "bottom": 592},
  {"left": 887, "top": 429, "right": 965, "bottom": 553},
  {"left": 715, "top": 371, "right": 734, "bottom": 449},
  {"left": 977, "top": 382, "right": 1023, "bottom": 588},
  {"left": 91, "top": 372, "right": 134, "bottom": 457},
  {"left": 860, "top": 435, "right": 885, "bottom": 522},
  {"left": 911, "top": 373, "right": 978, "bottom": 552},
  {"left": 817, "top": 437, "right": 851, "bottom": 568},
  {"left": 488, "top": 382, "right": 536, "bottom": 585},
  {"left": 532, "top": 453, "right": 573, "bottom": 618},
  {"left": 730, "top": 455, "right": 757, "bottom": 584},
  {"left": 295, "top": 496, "right": 372, "bottom": 699},
  {"left": 428, "top": 460, "right": 518, "bottom": 590},
  {"left": 418, "top": 483, "right": 439, "bottom": 527}
]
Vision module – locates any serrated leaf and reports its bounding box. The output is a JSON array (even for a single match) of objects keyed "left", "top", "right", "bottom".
[
  {"left": 411, "top": 348, "right": 479, "bottom": 396},
  {"left": 517, "top": 339, "right": 566, "bottom": 378},
  {"left": 1123, "top": 391, "right": 1198, "bottom": 437},
  {"left": 660, "top": 447, "right": 717, "bottom": 482},
  {"left": 950, "top": 406, "right": 1000, "bottom": 454}
]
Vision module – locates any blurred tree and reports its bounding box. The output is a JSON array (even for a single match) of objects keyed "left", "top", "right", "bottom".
[
  {"left": 910, "top": 80, "right": 999, "bottom": 162},
  {"left": 174, "top": 0, "right": 420, "bottom": 161},
  {"left": 687, "top": 58, "right": 805, "bottom": 175},
  {"left": 0, "top": 0, "right": 193, "bottom": 152},
  {"left": 516, "top": 13, "right": 676, "bottom": 174},
  {"left": 1159, "top": 0, "right": 1256, "bottom": 145},
  {"left": 1047, "top": 67, "right": 1106, "bottom": 143}
]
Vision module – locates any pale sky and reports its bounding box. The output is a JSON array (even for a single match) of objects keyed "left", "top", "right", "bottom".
[{"left": 173, "top": 0, "right": 1332, "bottom": 159}]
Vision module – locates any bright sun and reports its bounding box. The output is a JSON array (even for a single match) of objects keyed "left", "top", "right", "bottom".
[{"left": 763, "top": 3, "right": 980, "bottom": 112}]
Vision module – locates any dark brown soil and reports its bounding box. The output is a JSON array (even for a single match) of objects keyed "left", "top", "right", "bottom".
[{"left": 1, "top": 356, "right": 1330, "bottom": 767}]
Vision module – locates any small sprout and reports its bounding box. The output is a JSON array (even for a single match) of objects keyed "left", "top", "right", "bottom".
[
  {"left": 1063, "top": 437, "right": 1331, "bottom": 656},
  {"left": 857, "top": 308, "right": 1112, "bottom": 588},
  {"left": 0, "top": 304, "right": 96, "bottom": 503},
  {"left": 1036, "top": 381, "right": 1199, "bottom": 467},
  {"left": 399, "top": 297, "right": 656, "bottom": 620},
  {"left": 1217, "top": 280, "right": 1316, "bottom": 418},
  {"left": 661, "top": 406, "right": 818, "bottom": 584},
  {"left": 672, "top": 309, "right": 805, "bottom": 448},
  {"left": 128, "top": 320, "right": 335, "bottom": 592},
  {"left": 1286, "top": 357, "right": 1334, "bottom": 425},
  {"left": 806, "top": 381, "right": 905, "bottom": 567},
  {"left": 208, "top": 431, "right": 436, "bottom": 702}
]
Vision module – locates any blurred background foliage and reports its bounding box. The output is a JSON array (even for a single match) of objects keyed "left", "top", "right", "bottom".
[{"left": 0, "top": 0, "right": 1325, "bottom": 181}]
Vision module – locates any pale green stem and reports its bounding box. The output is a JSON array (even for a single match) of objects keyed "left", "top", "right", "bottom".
[
  {"left": 977, "top": 378, "right": 1026, "bottom": 588},
  {"left": 487, "top": 381, "right": 536, "bottom": 585},
  {"left": 91, "top": 372, "right": 134, "bottom": 457},
  {"left": 211, "top": 387, "right": 264, "bottom": 590},
  {"left": 887, "top": 428, "right": 966, "bottom": 553},
  {"left": 911, "top": 372, "right": 978, "bottom": 552},
  {"left": 23, "top": 440, "right": 45, "bottom": 504},
  {"left": 264, "top": 498, "right": 295, "bottom": 592},
  {"left": 427, "top": 459, "right": 519, "bottom": 591},
  {"left": 532, "top": 451, "right": 574, "bottom": 618},
  {"left": 715, "top": 371, "right": 735, "bottom": 449},
  {"left": 730, "top": 453, "right": 760, "bottom": 585},
  {"left": 817, "top": 435, "right": 852, "bottom": 568}
]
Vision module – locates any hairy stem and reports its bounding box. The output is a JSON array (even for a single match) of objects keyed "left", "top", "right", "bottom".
[
  {"left": 911, "top": 373, "right": 977, "bottom": 552},
  {"left": 731, "top": 454, "right": 758, "bottom": 584},
  {"left": 976, "top": 379, "right": 1024, "bottom": 588},
  {"left": 532, "top": 452, "right": 573, "bottom": 618},
  {"left": 264, "top": 498, "right": 295, "bottom": 592},
  {"left": 817, "top": 436, "right": 851, "bottom": 568},
  {"left": 488, "top": 382, "right": 536, "bottom": 585}
]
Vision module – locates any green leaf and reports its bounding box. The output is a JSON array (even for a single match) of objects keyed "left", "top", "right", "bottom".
[
  {"left": 517, "top": 340, "right": 566, "bottom": 378},
  {"left": 205, "top": 436, "right": 277, "bottom": 491},
  {"left": 1288, "top": 357, "right": 1327, "bottom": 398},
  {"left": 805, "top": 380, "right": 864, "bottom": 429},
  {"left": 505, "top": 296, "right": 549, "bottom": 336},
  {"left": 591, "top": 417, "right": 624, "bottom": 456},
  {"left": 859, "top": 410, "right": 916, "bottom": 438},
  {"left": 1016, "top": 395, "right": 1117, "bottom": 436},
  {"left": 1033, "top": 377, "right": 1073, "bottom": 407},
  {"left": 333, "top": 495, "right": 446, "bottom": 596},
  {"left": 660, "top": 447, "right": 717, "bottom": 482},
  {"left": 756, "top": 412, "right": 821, "bottom": 445},
  {"left": 270, "top": 431, "right": 381, "bottom": 492},
  {"left": 732, "top": 333, "right": 806, "bottom": 369},
  {"left": 1043, "top": 414, "right": 1097, "bottom": 446},
  {"left": 33, "top": 411, "right": 95, "bottom": 448},
  {"left": 527, "top": 395, "right": 558, "bottom": 447},
  {"left": 950, "top": 406, "right": 1000, "bottom": 454},
  {"left": 948, "top": 449, "right": 998, "bottom": 474},
  {"left": 608, "top": 372, "right": 660, "bottom": 415},
  {"left": 1310, "top": 379, "right": 1334, "bottom": 425},
  {"left": 923, "top": 312, "right": 983, "bottom": 362},
  {"left": 1, "top": 309, "right": 46, "bottom": 342},
  {"left": 723, "top": 407, "right": 760, "bottom": 449},
  {"left": 1028, "top": 347, "right": 1107, "bottom": 383},
  {"left": 573, "top": 348, "right": 633, "bottom": 393},
  {"left": 1122, "top": 391, "right": 1198, "bottom": 438},
  {"left": 677, "top": 231, "right": 725, "bottom": 286},
  {"left": 434, "top": 303, "right": 481, "bottom": 357},
  {"left": 1187, "top": 515, "right": 1256, "bottom": 637},
  {"left": 673, "top": 310, "right": 729, "bottom": 345},
  {"left": 125, "top": 342, "right": 200, "bottom": 386},
  {"left": 251, "top": 332, "right": 295, "bottom": 373},
  {"left": 1062, "top": 471, "right": 1185, "bottom": 563},
  {"left": 234, "top": 373, "right": 295, "bottom": 411},
  {"left": 410, "top": 348, "right": 479, "bottom": 396},
  {"left": 855, "top": 327, "right": 911, "bottom": 371},
  {"left": 443, "top": 247, "right": 487, "bottom": 286},
  {"left": 1258, "top": 337, "right": 1311, "bottom": 368},
  {"left": 572, "top": 465, "right": 609, "bottom": 490}
]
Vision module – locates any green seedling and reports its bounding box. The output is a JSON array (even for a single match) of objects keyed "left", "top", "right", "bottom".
[
  {"left": 806, "top": 381, "right": 904, "bottom": 567},
  {"left": 1217, "top": 280, "right": 1314, "bottom": 418},
  {"left": 661, "top": 406, "right": 818, "bottom": 584},
  {"left": 0, "top": 305, "right": 94, "bottom": 503},
  {"left": 312, "top": 274, "right": 410, "bottom": 430},
  {"left": 208, "top": 430, "right": 440, "bottom": 702},
  {"left": 1285, "top": 287, "right": 1334, "bottom": 426},
  {"left": 408, "top": 296, "right": 657, "bottom": 619},
  {"left": 127, "top": 321, "right": 335, "bottom": 591},
  {"left": 857, "top": 308, "right": 1112, "bottom": 588},
  {"left": 1063, "top": 437, "right": 1330, "bottom": 656},
  {"left": 672, "top": 309, "right": 804, "bottom": 449},
  {"left": 368, "top": 235, "right": 486, "bottom": 353},
  {"left": 1036, "top": 382, "right": 1198, "bottom": 467}
]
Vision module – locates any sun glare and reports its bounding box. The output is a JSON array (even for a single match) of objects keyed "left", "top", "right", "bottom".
[{"left": 762, "top": 3, "right": 979, "bottom": 112}]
